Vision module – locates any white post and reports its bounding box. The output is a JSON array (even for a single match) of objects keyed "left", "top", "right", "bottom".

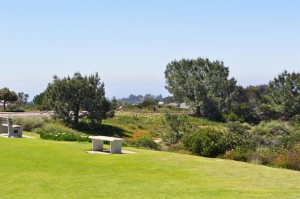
[
  {"left": 110, "top": 140, "right": 123, "bottom": 154},
  {"left": 92, "top": 139, "right": 104, "bottom": 151},
  {"left": 7, "top": 117, "right": 13, "bottom": 138}
]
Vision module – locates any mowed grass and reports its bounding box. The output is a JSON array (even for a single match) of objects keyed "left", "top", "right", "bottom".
[{"left": 1, "top": 133, "right": 300, "bottom": 199}]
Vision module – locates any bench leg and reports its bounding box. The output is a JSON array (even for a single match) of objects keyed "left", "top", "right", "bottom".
[
  {"left": 110, "top": 141, "right": 122, "bottom": 154},
  {"left": 92, "top": 139, "right": 103, "bottom": 151}
]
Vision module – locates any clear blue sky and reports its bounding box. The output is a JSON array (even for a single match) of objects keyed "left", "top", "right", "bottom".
[{"left": 0, "top": 0, "right": 299, "bottom": 100}]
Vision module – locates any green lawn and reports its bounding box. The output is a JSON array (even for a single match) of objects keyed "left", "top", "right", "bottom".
[{"left": 1, "top": 133, "right": 300, "bottom": 199}]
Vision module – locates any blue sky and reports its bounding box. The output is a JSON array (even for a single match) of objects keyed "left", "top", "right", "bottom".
[{"left": 0, "top": 0, "right": 299, "bottom": 100}]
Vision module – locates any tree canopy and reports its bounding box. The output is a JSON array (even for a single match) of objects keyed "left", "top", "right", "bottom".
[
  {"left": 33, "top": 91, "right": 48, "bottom": 110},
  {"left": 266, "top": 71, "right": 300, "bottom": 120},
  {"left": 16, "top": 92, "right": 29, "bottom": 110},
  {"left": 45, "top": 72, "right": 112, "bottom": 127},
  {"left": 165, "top": 57, "right": 236, "bottom": 121},
  {"left": 0, "top": 87, "right": 18, "bottom": 111}
]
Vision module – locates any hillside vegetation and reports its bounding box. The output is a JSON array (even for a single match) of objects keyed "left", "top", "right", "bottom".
[{"left": 12, "top": 109, "right": 300, "bottom": 171}]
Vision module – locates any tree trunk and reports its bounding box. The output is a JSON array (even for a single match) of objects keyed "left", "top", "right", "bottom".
[
  {"left": 74, "top": 109, "right": 79, "bottom": 127},
  {"left": 3, "top": 100, "right": 6, "bottom": 111},
  {"left": 74, "top": 114, "right": 79, "bottom": 127},
  {"left": 195, "top": 106, "right": 201, "bottom": 117}
]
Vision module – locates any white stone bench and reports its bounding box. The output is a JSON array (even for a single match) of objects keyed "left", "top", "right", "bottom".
[
  {"left": 89, "top": 136, "right": 125, "bottom": 154},
  {"left": 0, "top": 117, "right": 23, "bottom": 138}
]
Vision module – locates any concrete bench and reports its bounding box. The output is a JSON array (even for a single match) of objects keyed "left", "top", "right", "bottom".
[
  {"left": 89, "top": 136, "right": 125, "bottom": 154},
  {"left": 0, "top": 117, "right": 23, "bottom": 138}
]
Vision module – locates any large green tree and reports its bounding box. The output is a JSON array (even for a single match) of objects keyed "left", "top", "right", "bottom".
[
  {"left": 266, "top": 71, "right": 300, "bottom": 120},
  {"left": 45, "top": 72, "right": 112, "bottom": 127},
  {"left": 0, "top": 87, "right": 18, "bottom": 111},
  {"left": 165, "top": 58, "right": 236, "bottom": 121},
  {"left": 227, "top": 85, "right": 267, "bottom": 123}
]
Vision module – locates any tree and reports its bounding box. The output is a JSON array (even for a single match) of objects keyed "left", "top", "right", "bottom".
[
  {"left": 165, "top": 57, "right": 236, "bottom": 121},
  {"left": 162, "top": 96, "right": 175, "bottom": 104},
  {"left": 33, "top": 92, "right": 48, "bottom": 110},
  {"left": 0, "top": 87, "right": 18, "bottom": 111},
  {"left": 110, "top": 97, "right": 118, "bottom": 110},
  {"left": 155, "top": 94, "right": 163, "bottom": 101},
  {"left": 226, "top": 85, "right": 265, "bottom": 123},
  {"left": 138, "top": 98, "right": 157, "bottom": 108},
  {"left": 16, "top": 92, "right": 29, "bottom": 110},
  {"left": 45, "top": 72, "right": 112, "bottom": 127},
  {"left": 266, "top": 71, "right": 300, "bottom": 120}
]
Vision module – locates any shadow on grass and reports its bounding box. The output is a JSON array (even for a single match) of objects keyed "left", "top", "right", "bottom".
[{"left": 76, "top": 122, "right": 131, "bottom": 138}]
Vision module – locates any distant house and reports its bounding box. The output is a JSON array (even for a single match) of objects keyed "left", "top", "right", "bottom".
[
  {"left": 158, "top": 101, "right": 164, "bottom": 105},
  {"left": 166, "top": 102, "right": 190, "bottom": 109},
  {"left": 179, "top": 103, "right": 190, "bottom": 109},
  {"left": 167, "top": 102, "right": 179, "bottom": 107}
]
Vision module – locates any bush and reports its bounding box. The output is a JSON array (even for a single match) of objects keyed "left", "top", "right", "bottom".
[
  {"left": 225, "top": 122, "right": 257, "bottom": 151},
  {"left": 138, "top": 98, "right": 157, "bottom": 108},
  {"left": 126, "top": 137, "right": 160, "bottom": 150},
  {"left": 253, "top": 121, "right": 290, "bottom": 136},
  {"left": 162, "top": 113, "right": 190, "bottom": 144},
  {"left": 182, "top": 127, "right": 227, "bottom": 157},
  {"left": 165, "top": 105, "right": 181, "bottom": 111},
  {"left": 167, "top": 143, "right": 188, "bottom": 153},
  {"left": 106, "top": 110, "right": 115, "bottom": 118},
  {"left": 273, "top": 143, "right": 300, "bottom": 170},
  {"left": 281, "top": 131, "right": 300, "bottom": 149},
  {"left": 221, "top": 147, "right": 250, "bottom": 162},
  {"left": 247, "top": 147, "right": 277, "bottom": 165},
  {"left": 7, "top": 104, "right": 19, "bottom": 111},
  {"left": 291, "top": 115, "right": 300, "bottom": 127},
  {"left": 35, "top": 123, "right": 90, "bottom": 142},
  {"left": 12, "top": 116, "right": 48, "bottom": 131},
  {"left": 222, "top": 147, "right": 277, "bottom": 166},
  {"left": 252, "top": 121, "right": 291, "bottom": 149},
  {"left": 222, "top": 121, "right": 300, "bottom": 170}
]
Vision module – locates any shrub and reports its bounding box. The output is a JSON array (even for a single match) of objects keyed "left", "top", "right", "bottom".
[
  {"left": 225, "top": 122, "right": 257, "bottom": 151},
  {"left": 252, "top": 121, "right": 289, "bottom": 136},
  {"left": 251, "top": 121, "right": 291, "bottom": 149},
  {"left": 167, "top": 143, "right": 188, "bottom": 153},
  {"left": 106, "top": 110, "right": 115, "bottom": 118},
  {"left": 291, "top": 115, "right": 300, "bottom": 127},
  {"left": 222, "top": 121, "right": 300, "bottom": 170},
  {"left": 35, "top": 123, "right": 89, "bottom": 142},
  {"left": 162, "top": 113, "right": 190, "bottom": 144},
  {"left": 247, "top": 147, "right": 277, "bottom": 165},
  {"left": 138, "top": 98, "right": 157, "bottom": 108},
  {"left": 165, "top": 105, "right": 181, "bottom": 111},
  {"left": 7, "top": 104, "right": 18, "bottom": 111},
  {"left": 221, "top": 147, "right": 250, "bottom": 162},
  {"left": 273, "top": 143, "right": 300, "bottom": 170},
  {"left": 12, "top": 116, "right": 48, "bottom": 131},
  {"left": 221, "top": 147, "right": 277, "bottom": 166},
  {"left": 126, "top": 137, "right": 160, "bottom": 150},
  {"left": 278, "top": 130, "right": 300, "bottom": 149},
  {"left": 182, "top": 127, "right": 227, "bottom": 157}
]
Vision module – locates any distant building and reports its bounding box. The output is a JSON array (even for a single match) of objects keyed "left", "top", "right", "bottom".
[
  {"left": 179, "top": 103, "right": 190, "bottom": 109},
  {"left": 158, "top": 101, "right": 164, "bottom": 105},
  {"left": 167, "top": 102, "right": 179, "bottom": 107},
  {"left": 166, "top": 102, "right": 190, "bottom": 109}
]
